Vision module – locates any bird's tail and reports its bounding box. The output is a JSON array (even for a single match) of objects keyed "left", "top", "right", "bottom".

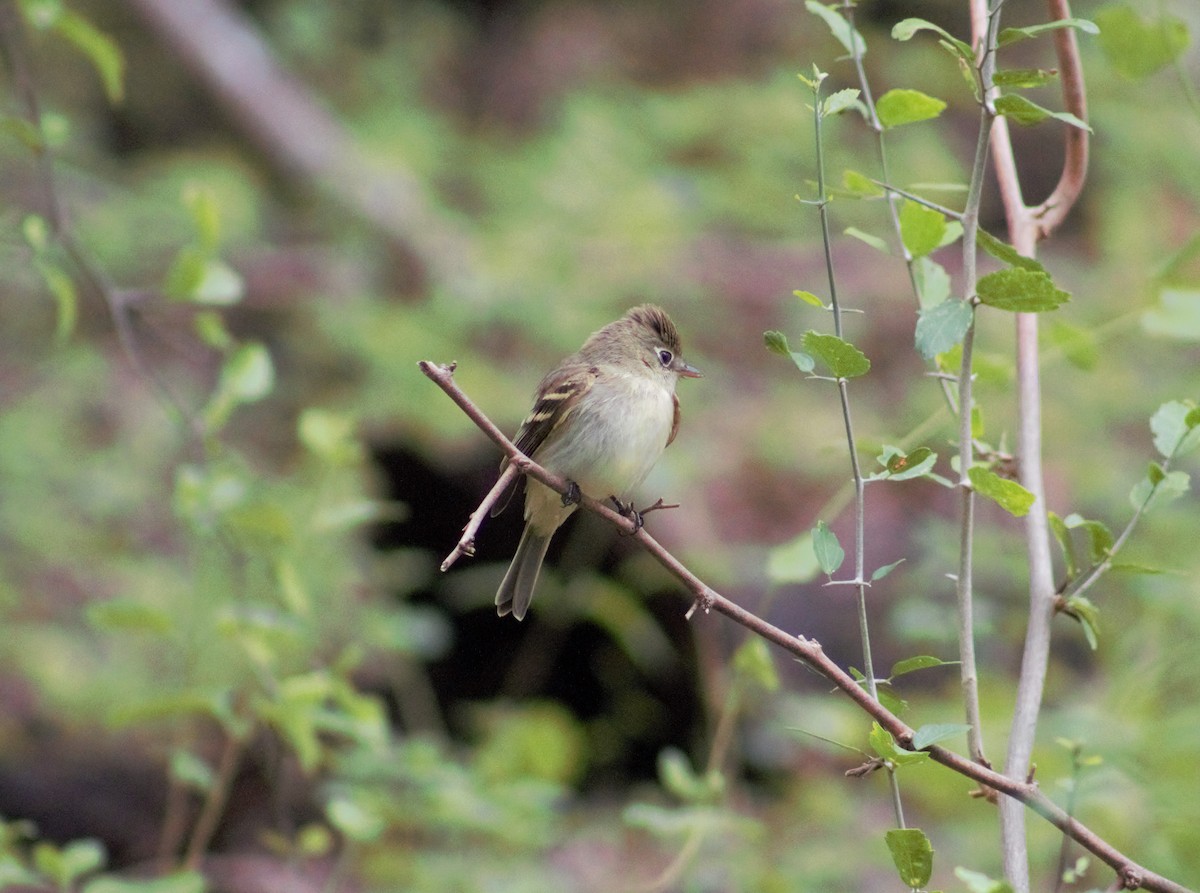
[{"left": 495, "top": 525, "right": 551, "bottom": 621}]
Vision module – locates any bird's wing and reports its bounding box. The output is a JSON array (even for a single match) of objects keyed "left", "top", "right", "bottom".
[
  {"left": 667, "top": 392, "right": 681, "bottom": 447},
  {"left": 491, "top": 363, "right": 598, "bottom": 517}
]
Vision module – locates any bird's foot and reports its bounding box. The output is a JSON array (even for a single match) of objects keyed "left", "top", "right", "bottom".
[
  {"left": 560, "top": 480, "right": 581, "bottom": 507},
  {"left": 611, "top": 497, "right": 644, "bottom": 535}
]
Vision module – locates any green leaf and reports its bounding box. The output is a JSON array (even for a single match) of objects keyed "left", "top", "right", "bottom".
[
  {"left": 767, "top": 532, "right": 820, "bottom": 584},
  {"left": 732, "top": 638, "right": 779, "bottom": 692},
  {"left": 764, "top": 330, "right": 815, "bottom": 373},
  {"left": 877, "top": 88, "right": 946, "bottom": 128},
  {"left": 994, "top": 67, "right": 1058, "bottom": 88},
  {"left": 1095, "top": 4, "right": 1190, "bottom": 80},
  {"left": 915, "top": 299, "right": 973, "bottom": 359},
  {"left": 812, "top": 520, "right": 845, "bottom": 576},
  {"left": 192, "top": 258, "right": 245, "bottom": 305},
  {"left": 841, "top": 169, "right": 884, "bottom": 198},
  {"left": 956, "top": 866, "right": 1017, "bottom": 893},
  {"left": 1130, "top": 468, "right": 1190, "bottom": 513},
  {"left": 995, "top": 93, "right": 1091, "bottom": 132},
  {"left": 969, "top": 467, "right": 1036, "bottom": 517},
  {"left": 976, "top": 228, "right": 1045, "bottom": 272},
  {"left": 822, "top": 87, "right": 865, "bottom": 118},
  {"left": 997, "top": 18, "right": 1099, "bottom": 46},
  {"left": 871, "top": 558, "right": 906, "bottom": 582},
  {"left": 911, "top": 723, "right": 971, "bottom": 750},
  {"left": 1063, "top": 595, "right": 1100, "bottom": 650},
  {"left": 913, "top": 256, "right": 951, "bottom": 308},
  {"left": 891, "top": 655, "right": 956, "bottom": 677},
  {"left": 805, "top": 1, "right": 867, "bottom": 58},
  {"left": 1142, "top": 288, "right": 1200, "bottom": 340},
  {"left": 1079, "top": 519, "right": 1114, "bottom": 564},
  {"left": 1150, "top": 400, "right": 1200, "bottom": 458},
  {"left": 899, "top": 200, "right": 947, "bottom": 257},
  {"left": 891, "top": 17, "right": 975, "bottom": 62},
  {"left": 657, "top": 747, "right": 724, "bottom": 803},
  {"left": 53, "top": 10, "right": 125, "bottom": 103},
  {"left": 844, "top": 226, "right": 890, "bottom": 253},
  {"left": 1048, "top": 511, "right": 1079, "bottom": 578},
  {"left": 885, "top": 827, "right": 934, "bottom": 888},
  {"left": 35, "top": 838, "right": 106, "bottom": 887},
  {"left": 868, "top": 723, "right": 929, "bottom": 766},
  {"left": 976, "top": 267, "right": 1070, "bottom": 312},
  {"left": 802, "top": 330, "right": 871, "bottom": 378},
  {"left": 883, "top": 446, "right": 937, "bottom": 481},
  {"left": 794, "top": 288, "right": 825, "bottom": 307}
]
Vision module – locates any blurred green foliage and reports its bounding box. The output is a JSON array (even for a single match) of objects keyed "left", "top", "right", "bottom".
[{"left": 0, "top": 0, "right": 1198, "bottom": 891}]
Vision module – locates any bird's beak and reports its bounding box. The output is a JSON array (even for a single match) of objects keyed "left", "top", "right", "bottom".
[{"left": 677, "top": 361, "right": 702, "bottom": 379}]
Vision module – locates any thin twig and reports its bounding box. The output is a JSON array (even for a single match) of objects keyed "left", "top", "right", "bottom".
[
  {"left": 440, "top": 462, "right": 521, "bottom": 571},
  {"left": 419, "top": 359, "right": 1193, "bottom": 893}
]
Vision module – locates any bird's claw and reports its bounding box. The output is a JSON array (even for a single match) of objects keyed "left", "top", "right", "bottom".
[
  {"left": 561, "top": 481, "right": 581, "bottom": 507},
  {"left": 611, "top": 497, "right": 645, "bottom": 535}
]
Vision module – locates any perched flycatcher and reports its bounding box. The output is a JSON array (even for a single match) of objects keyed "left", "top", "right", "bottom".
[{"left": 494, "top": 305, "right": 701, "bottom": 620}]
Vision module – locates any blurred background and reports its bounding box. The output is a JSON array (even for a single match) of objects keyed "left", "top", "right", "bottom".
[{"left": 1, "top": 0, "right": 1199, "bottom": 890}]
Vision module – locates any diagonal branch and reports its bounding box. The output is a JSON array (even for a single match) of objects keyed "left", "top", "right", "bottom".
[{"left": 418, "top": 358, "right": 1191, "bottom": 893}]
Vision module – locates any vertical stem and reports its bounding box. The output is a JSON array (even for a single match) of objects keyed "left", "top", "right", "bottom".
[
  {"left": 811, "top": 68, "right": 905, "bottom": 829},
  {"left": 183, "top": 731, "right": 246, "bottom": 870},
  {"left": 955, "top": 101, "right": 995, "bottom": 767}
]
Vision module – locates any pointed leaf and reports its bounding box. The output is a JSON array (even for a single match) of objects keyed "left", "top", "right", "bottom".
[
  {"left": 891, "top": 655, "right": 956, "bottom": 677},
  {"left": 977, "top": 267, "right": 1070, "bottom": 312},
  {"left": 915, "top": 298, "right": 974, "bottom": 359},
  {"left": 733, "top": 638, "right": 779, "bottom": 692},
  {"left": 805, "top": 1, "right": 867, "bottom": 58},
  {"left": 812, "top": 520, "right": 845, "bottom": 575},
  {"left": 911, "top": 722, "right": 972, "bottom": 750},
  {"left": 976, "top": 228, "right": 1046, "bottom": 272},
  {"left": 871, "top": 558, "right": 906, "bottom": 582},
  {"left": 1130, "top": 469, "right": 1189, "bottom": 512},
  {"left": 997, "top": 18, "right": 1099, "bottom": 46},
  {"left": 764, "top": 330, "right": 815, "bottom": 373},
  {"left": 802, "top": 331, "right": 871, "bottom": 378},
  {"left": 794, "top": 289, "right": 825, "bottom": 307},
  {"left": 995, "top": 93, "right": 1091, "bottom": 132},
  {"left": 1150, "top": 400, "right": 1200, "bottom": 458},
  {"left": 877, "top": 88, "right": 946, "bottom": 128},
  {"left": 841, "top": 169, "right": 885, "bottom": 197},
  {"left": 844, "top": 226, "right": 890, "bottom": 253},
  {"left": 868, "top": 723, "right": 929, "bottom": 766},
  {"left": 969, "top": 467, "right": 1036, "bottom": 516},
  {"left": 913, "top": 256, "right": 951, "bottom": 308},
  {"left": 994, "top": 67, "right": 1058, "bottom": 88},
  {"left": 891, "top": 17, "right": 975, "bottom": 62},
  {"left": 1048, "top": 511, "right": 1079, "bottom": 578},
  {"left": 822, "top": 87, "right": 865, "bottom": 118},
  {"left": 899, "top": 200, "right": 947, "bottom": 257},
  {"left": 885, "top": 828, "right": 934, "bottom": 888}
]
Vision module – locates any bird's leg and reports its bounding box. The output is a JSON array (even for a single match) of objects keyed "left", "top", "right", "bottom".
[
  {"left": 561, "top": 481, "right": 581, "bottom": 507},
  {"left": 610, "top": 497, "right": 644, "bottom": 535}
]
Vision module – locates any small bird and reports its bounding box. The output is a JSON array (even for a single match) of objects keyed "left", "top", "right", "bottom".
[{"left": 494, "top": 305, "right": 701, "bottom": 620}]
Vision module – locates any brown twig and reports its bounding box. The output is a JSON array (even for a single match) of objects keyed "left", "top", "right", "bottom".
[
  {"left": 441, "top": 462, "right": 521, "bottom": 571},
  {"left": 419, "top": 358, "right": 1192, "bottom": 893}
]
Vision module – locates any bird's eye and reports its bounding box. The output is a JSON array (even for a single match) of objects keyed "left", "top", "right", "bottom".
[{"left": 657, "top": 348, "right": 674, "bottom": 367}]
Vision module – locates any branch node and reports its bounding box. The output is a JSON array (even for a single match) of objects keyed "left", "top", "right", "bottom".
[
  {"left": 1120, "top": 866, "right": 1145, "bottom": 890},
  {"left": 684, "top": 588, "right": 715, "bottom": 621},
  {"left": 845, "top": 757, "right": 885, "bottom": 778}
]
